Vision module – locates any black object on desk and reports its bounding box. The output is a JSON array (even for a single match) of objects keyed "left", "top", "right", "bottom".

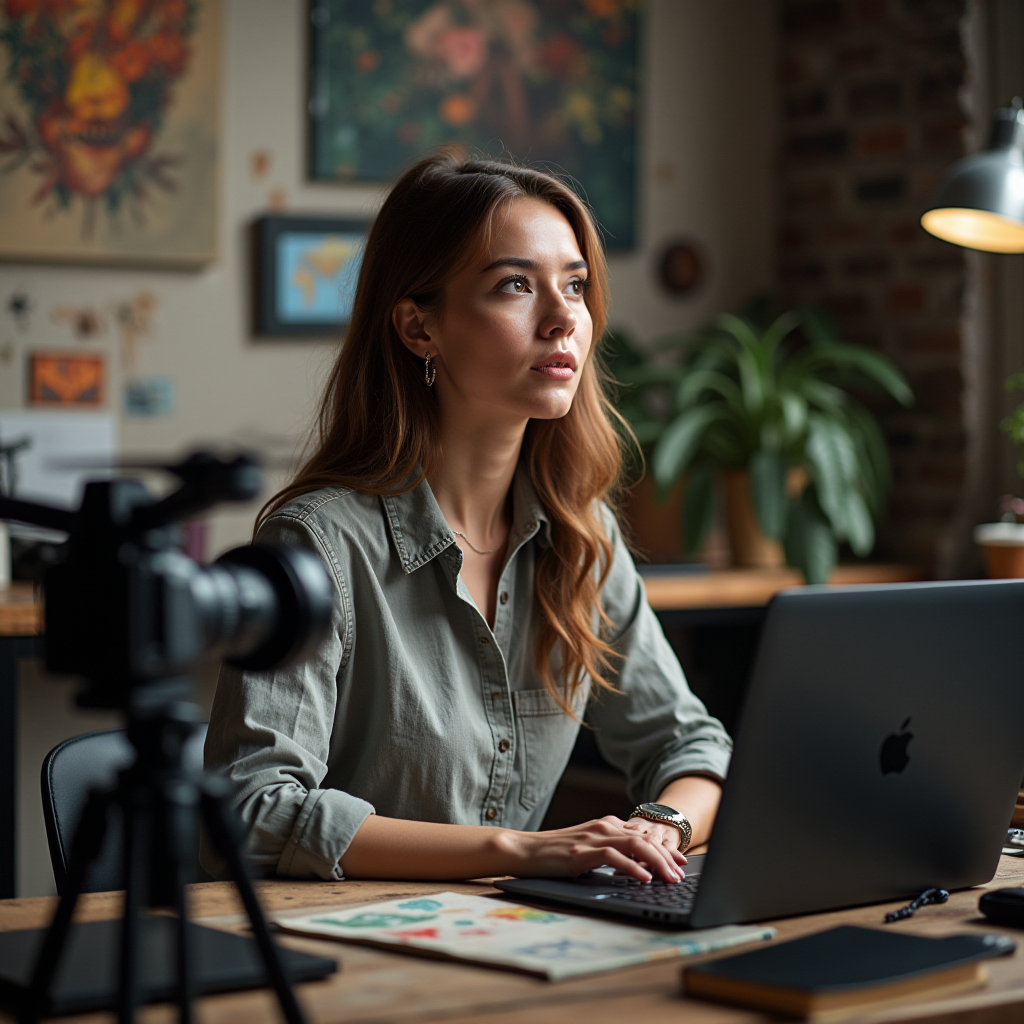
[
  {"left": 683, "top": 925, "right": 1015, "bottom": 1017},
  {"left": 0, "top": 918, "right": 337, "bottom": 1016}
]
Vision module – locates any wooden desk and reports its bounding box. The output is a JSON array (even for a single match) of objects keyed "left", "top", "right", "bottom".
[
  {"left": 4, "top": 857, "right": 1024, "bottom": 1023},
  {"left": 642, "top": 564, "right": 927, "bottom": 615}
]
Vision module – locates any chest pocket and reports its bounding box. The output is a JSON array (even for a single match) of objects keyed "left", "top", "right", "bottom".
[{"left": 513, "top": 685, "right": 588, "bottom": 811}]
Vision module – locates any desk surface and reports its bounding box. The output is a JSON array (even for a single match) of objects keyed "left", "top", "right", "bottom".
[
  {"left": 0, "top": 583, "right": 40, "bottom": 637},
  {"left": 641, "top": 564, "right": 927, "bottom": 611},
  {"left": 3, "top": 857, "right": 1024, "bottom": 1023},
  {"left": 0, "top": 567, "right": 928, "bottom": 634}
]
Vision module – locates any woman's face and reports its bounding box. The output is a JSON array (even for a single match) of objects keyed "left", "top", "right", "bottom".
[{"left": 413, "top": 197, "right": 594, "bottom": 424}]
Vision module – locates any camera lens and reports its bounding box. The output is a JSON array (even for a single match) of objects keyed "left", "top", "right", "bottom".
[{"left": 194, "top": 544, "right": 333, "bottom": 671}]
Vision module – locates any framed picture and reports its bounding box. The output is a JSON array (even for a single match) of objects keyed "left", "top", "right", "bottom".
[
  {"left": 254, "top": 215, "right": 369, "bottom": 337},
  {"left": 0, "top": 1, "right": 221, "bottom": 267},
  {"left": 29, "top": 352, "right": 106, "bottom": 407},
  {"left": 307, "top": 0, "right": 640, "bottom": 249}
]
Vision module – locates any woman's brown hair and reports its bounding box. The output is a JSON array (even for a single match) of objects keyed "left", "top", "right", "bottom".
[{"left": 258, "top": 151, "right": 628, "bottom": 714}]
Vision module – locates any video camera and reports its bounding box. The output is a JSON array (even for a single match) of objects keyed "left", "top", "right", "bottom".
[
  {"left": 1, "top": 450, "right": 331, "bottom": 707},
  {"left": 0, "top": 450, "right": 332, "bottom": 1023}
]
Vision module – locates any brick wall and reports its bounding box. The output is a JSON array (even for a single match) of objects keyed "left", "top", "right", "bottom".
[{"left": 778, "top": 0, "right": 969, "bottom": 567}]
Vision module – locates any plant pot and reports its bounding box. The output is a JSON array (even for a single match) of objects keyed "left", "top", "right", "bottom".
[
  {"left": 974, "top": 522, "right": 1024, "bottom": 578},
  {"left": 720, "top": 469, "right": 784, "bottom": 569},
  {"left": 622, "top": 474, "right": 685, "bottom": 562}
]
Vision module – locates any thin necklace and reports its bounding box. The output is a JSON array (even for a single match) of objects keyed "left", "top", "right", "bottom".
[{"left": 451, "top": 529, "right": 502, "bottom": 556}]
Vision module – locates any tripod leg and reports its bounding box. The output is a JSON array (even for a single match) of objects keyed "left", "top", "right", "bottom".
[
  {"left": 22, "top": 788, "right": 113, "bottom": 1024},
  {"left": 118, "top": 796, "right": 147, "bottom": 1024},
  {"left": 170, "top": 791, "right": 196, "bottom": 1024},
  {"left": 201, "top": 783, "right": 306, "bottom": 1024}
]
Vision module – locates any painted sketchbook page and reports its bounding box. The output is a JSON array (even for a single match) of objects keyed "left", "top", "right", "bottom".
[
  {"left": 0, "top": 1, "right": 220, "bottom": 267},
  {"left": 276, "top": 892, "right": 775, "bottom": 981}
]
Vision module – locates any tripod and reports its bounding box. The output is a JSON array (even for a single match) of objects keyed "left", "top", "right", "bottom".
[{"left": 21, "top": 695, "right": 307, "bottom": 1024}]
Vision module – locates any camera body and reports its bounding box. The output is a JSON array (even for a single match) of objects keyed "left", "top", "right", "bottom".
[{"left": 4, "top": 452, "right": 332, "bottom": 709}]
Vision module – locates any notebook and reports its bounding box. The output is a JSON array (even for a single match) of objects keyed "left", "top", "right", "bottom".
[{"left": 682, "top": 925, "right": 1015, "bottom": 1019}]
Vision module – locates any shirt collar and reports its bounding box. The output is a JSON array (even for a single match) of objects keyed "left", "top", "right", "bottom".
[{"left": 381, "top": 463, "right": 549, "bottom": 574}]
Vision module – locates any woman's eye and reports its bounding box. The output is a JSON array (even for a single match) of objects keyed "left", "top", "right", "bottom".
[
  {"left": 566, "top": 277, "right": 588, "bottom": 296},
  {"left": 499, "top": 275, "right": 530, "bottom": 293}
]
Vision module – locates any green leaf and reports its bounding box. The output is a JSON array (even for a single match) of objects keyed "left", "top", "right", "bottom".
[
  {"left": 780, "top": 391, "right": 808, "bottom": 440},
  {"left": 798, "top": 305, "right": 842, "bottom": 348},
  {"left": 805, "top": 417, "right": 859, "bottom": 539},
  {"left": 794, "top": 345, "right": 914, "bottom": 407},
  {"left": 676, "top": 369, "right": 744, "bottom": 413},
  {"left": 784, "top": 488, "right": 838, "bottom": 584},
  {"left": 749, "top": 450, "right": 788, "bottom": 540},
  {"left": 844, "top": 490, "right": 875, "bottom": 557},
  {"left": 628, "top": 419, "right": 665, "bottom": 447},
  {"left": 682, "top": 464, "right": 716, "bottom": 554},
  {"left": 714, "top": 312, "right": 762, "bottom": 356},
  {"left": 761, "top": 311, "right": 801, "bottom": 364},
  {"left": 651, "top": 405, "right": 725, "bottom": 494}
]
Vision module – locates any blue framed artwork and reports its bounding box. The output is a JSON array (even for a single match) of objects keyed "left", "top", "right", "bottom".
[
  {"left": 307, "top": 0, "right": 641, "bottom": 249},
  {"left": 255, "top": 215, "right": 368, "bottom": 336}
]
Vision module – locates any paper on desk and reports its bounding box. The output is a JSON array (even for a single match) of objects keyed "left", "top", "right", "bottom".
[{"left": 275, "top": 891, "right": 775, "bottom": 980}]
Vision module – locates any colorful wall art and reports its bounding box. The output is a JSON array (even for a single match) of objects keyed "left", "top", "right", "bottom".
[
  {"left": 255, "top": 215, "right": 368, "bottom": 336},
  {"left": 0, "top": 0, "right": 221, "bottom": 267},
  {"left": 308, "top": 0, "right": 640, "bottom": 248},
  {"left": 29, "top": 352, "right": 105, "bottom": 406}
]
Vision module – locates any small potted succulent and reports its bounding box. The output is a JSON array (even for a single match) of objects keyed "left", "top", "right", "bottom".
[{"left": 609, "top": 301, "right": 914, "bottom": 584}]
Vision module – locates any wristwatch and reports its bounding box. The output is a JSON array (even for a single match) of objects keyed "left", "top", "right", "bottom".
[{"left": 631, "top": 802, "right": 693, "bottom": 852}]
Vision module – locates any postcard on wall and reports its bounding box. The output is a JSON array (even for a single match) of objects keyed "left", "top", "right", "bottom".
[
  {"left": 29, "top": 351, "right": 105, "bottom": 407},
  {"left": 0, "top": 0, "right": 221, "bottom": 267},
  {"left": 308, "top": 0, "right": 640, "bottom": 248},
  {"left": 276, "top": 891, "right": 774, "bottom": 980}
]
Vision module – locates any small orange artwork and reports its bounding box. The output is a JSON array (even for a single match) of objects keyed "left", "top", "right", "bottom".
[{"left": 29, "top": 352, "right": 105, "bottom": 407}]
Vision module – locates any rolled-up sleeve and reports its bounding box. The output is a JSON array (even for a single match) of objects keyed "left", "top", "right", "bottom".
[
  {"left": 201, "top": 514, "right": 374, "bottom": 881},
  {"left": 587, "top": 509, "right": 732, "bottom": 803}
]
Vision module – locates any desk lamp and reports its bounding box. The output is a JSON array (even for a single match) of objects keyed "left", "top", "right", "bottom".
[{"left": 921, "top": 98, "right": 1024, "bottom": 252}]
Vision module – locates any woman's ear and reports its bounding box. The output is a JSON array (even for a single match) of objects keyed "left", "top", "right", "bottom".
[{"left": 392, "top": 298, "right": 432, "bottom": 357}]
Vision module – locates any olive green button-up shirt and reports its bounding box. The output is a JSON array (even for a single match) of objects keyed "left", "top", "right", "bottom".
[{"left": 203, "top": 468, "right": 732, "bottom": 881}]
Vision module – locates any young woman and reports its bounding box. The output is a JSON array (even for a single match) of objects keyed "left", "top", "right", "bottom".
[{"left": 204, "top": 152, "right": 731, "bottom": 884}]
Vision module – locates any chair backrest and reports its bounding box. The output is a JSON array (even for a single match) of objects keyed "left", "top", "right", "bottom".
[{"left": 40, "top": 724, "right": 208, "bottom": 894}]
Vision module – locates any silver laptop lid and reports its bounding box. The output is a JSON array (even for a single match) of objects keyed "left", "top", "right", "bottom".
[{"left": 690, "top": 579, "right": 1024, "bottom": 928}]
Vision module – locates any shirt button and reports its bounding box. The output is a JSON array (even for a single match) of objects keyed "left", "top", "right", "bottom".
[
  {"left": 486, "top": 807, "right": 497, "bottom": 820},
  {"left": 479, "top": 637, "right": 489, "bottom": 645},
  {"left": 498, "top": 739, "right": 510, "bottom": 753},
  {"left": 500, "top": 591, "right": 509, "bottom": 605}
]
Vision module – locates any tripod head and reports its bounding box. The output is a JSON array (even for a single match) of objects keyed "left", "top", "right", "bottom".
[{"left": 0, "top": 450, "right": 332, "bottom": 710}]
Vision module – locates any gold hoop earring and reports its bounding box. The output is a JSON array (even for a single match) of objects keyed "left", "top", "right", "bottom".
[{"left": 424, "top": 352, "right": 436, "bottom": 387}]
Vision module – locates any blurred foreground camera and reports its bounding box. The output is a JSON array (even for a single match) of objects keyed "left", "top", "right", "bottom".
[
  {"left": 0, "top": 450, "right": 328, "bottom": 1023},
  {"left": 5, "top": 450, "right": 332, "bottom": 706}
]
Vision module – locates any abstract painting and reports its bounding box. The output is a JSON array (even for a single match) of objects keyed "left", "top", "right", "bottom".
[
  {"left": 254, "top": 215, "right": 368, "bottom": 337},
  {"left": 0, "top": 0, "right": 220, "bottom": 266},
  {"left": 309, "top": 0, "right": 640, "bottom": 248}
]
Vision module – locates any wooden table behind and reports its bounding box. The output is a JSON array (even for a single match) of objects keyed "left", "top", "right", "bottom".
[{"left": 2, "top": 857, "right": 1023, "bottom": 1023}]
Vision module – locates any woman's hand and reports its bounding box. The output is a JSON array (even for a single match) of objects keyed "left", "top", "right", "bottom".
[
  {"left": 496, "top": 815, "right": 686, "bottom": 882},
  {"left": 622, "top": 816, "right": 686, "bottom": 852}
]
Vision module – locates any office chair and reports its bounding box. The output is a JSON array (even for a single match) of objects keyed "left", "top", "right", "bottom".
[{"left": 40, "top": 723, "right": 209, "bottom": 894}]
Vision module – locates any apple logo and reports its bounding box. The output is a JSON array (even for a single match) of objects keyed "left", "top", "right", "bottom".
[{"left": 880, "top": 717, "right": 914, "bottom": 774}]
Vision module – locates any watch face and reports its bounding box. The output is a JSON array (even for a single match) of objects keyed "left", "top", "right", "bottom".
[{"left": 646, "top": 803, "right": 679, "bottom": 818}]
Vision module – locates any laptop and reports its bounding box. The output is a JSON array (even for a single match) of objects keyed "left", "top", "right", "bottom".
[{"left": 496, "top": 579, "right": 1024, "bottom": 928}]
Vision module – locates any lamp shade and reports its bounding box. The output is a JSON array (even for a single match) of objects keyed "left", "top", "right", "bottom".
[{"left": 921, "top": 101, "right": 1024, "bottom": 253}]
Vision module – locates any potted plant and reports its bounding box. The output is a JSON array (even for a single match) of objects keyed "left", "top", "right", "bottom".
[{"left": 609, "top": 304, "right": 914, "bottom": 584}]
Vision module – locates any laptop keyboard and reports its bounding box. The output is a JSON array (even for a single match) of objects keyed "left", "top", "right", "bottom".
[{"left": 577, "top": 872, "right": 700, "bottom": 912}]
